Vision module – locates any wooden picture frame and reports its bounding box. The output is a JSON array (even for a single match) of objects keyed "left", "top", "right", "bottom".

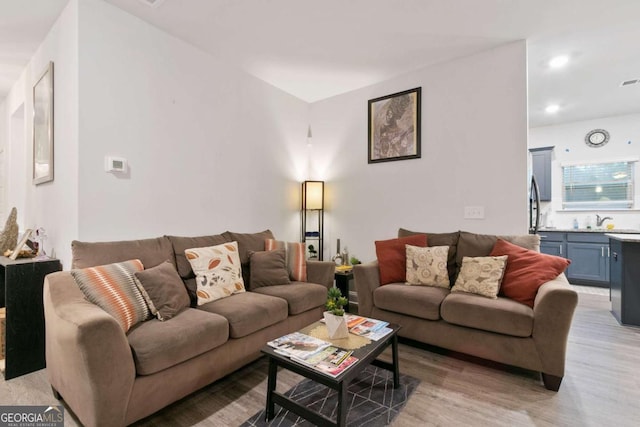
[
  {"left": 9, "top": 229, "right": 33, "bottom": 260},
  {"left": 33, "top": 61, "right": 54, "bottom": 185},
  {"left": 368, "top": 87, "right": 421, "bottom": 163}
]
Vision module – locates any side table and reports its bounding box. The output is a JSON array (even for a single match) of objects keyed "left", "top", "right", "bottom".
[
  {"left": 334, "top": 270, "right": 353, "bottom": 313},
  {"left": 1, "top": 256, "right": 62, "bottom": 379}
]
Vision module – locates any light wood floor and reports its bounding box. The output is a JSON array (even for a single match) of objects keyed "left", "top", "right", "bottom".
[{"left": 1, "top": 292, "right": 639, "bottom": 426}]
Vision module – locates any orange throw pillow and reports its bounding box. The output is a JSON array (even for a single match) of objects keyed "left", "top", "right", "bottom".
[
  {"left": 375, "top": 234, "right": 427, "bottom": 285},
  {"left": 490, "top": 238, "right": 570, "bottom": 307}
]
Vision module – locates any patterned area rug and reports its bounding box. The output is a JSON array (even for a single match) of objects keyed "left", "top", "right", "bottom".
[{"left": 241, "top": 366, "right": 419, "bottom": 427}]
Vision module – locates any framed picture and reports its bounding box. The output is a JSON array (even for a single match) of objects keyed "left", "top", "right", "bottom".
[
  {"left": 368, "top": 87, "right": 421, "bottom": 163},
  {"left": 33, "top": 61, "right": 54, "bottom": 185}
]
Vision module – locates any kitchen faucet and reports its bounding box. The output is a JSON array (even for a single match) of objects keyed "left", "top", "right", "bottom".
[{"left": 596, "top": 214, "right": 613, "bottom": 227}]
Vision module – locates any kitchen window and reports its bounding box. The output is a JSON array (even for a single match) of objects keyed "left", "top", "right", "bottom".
[{"left": 562, "top": 160, "right": 635, "bottom": 210}]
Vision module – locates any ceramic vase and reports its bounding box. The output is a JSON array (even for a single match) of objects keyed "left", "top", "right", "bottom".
[{"left": 324, "top": 311, "right": 349, "bottom": 339}]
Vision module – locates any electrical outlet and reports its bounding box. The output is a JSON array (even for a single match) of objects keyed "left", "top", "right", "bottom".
[{"left": 464, "top": 206, "right": 485, "bottom": 219}]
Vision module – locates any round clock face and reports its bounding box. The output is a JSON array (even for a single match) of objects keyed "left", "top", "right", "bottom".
[{"left": 585, "top": 129, "right": 609, "bottom": 147}]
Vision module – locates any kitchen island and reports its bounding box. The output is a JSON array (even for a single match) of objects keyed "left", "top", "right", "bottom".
[{"left": 606, "top": 234, "right": 640, "bottom": 327}]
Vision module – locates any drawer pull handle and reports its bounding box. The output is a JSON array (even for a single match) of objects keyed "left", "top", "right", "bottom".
[{"left": 602, "top": 247, "right": 605, "bottom": 257}]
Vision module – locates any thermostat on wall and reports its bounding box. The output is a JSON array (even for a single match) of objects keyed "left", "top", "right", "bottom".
[{"left": 105, "top": 156, "right": 128, "bottom": 173}]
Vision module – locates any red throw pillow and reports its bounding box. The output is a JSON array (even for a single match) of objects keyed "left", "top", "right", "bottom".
[
  {"left": 490, "top": 238, "right": 570, "bottom": 307},
  {"left": 375, "top": 234, "right": 427, "bottom": 285}
]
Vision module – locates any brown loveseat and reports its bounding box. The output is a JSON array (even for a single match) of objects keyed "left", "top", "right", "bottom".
[
  {"left": 43, "top": 230, "right": 334, "bottom": 427},
  {"left": 354, "top": 229, "right": 578, "bottom": 391}
]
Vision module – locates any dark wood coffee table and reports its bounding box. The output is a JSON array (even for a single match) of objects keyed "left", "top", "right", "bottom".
[{"left": 261, "top": 321, "right": 401, "bottom": 427}]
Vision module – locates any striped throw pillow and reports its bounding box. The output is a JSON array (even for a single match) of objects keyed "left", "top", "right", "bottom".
[
  {"left": 265, "top": 239, "right": 307, "bottom": 282},
  {"left": 71, "top": 259, "right": 151, "bottom": 332}
]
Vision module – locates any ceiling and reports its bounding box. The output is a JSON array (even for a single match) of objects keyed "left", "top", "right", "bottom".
[{"left": 1, "top": 0, "right": 639, "bottom": 127}]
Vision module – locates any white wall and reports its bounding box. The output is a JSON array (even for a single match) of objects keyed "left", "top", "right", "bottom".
[
  {"left": 530, "top": 113, "right": 640, "bottom": 230},
  {"left": 75, "top": 0, "right": 309, "bottom": 247},
  {"left": 0, "top": 100, "right": 5, "bottom": 221},
  {"left": 0, "top": 0, "right": 79, "bottom": 266},
  {"left": 308, "top": 41, "right": 529, "bottom": 262},
  {"left": 28, "top": 0, "right": 79, "bottom": 266}
]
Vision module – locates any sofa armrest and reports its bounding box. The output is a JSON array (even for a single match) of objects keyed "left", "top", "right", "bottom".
[
  {"left": 353, "top": 261, "right": 381, "bottom": 317},
  {"left": 44, "top": 271, "right": 136, "bottom": 427},
  {"left": 306, "top": 260, "right": 335, "bottom": 289},
  {"left": 532, "top": 273, "right": 578, "bottom": 377}
]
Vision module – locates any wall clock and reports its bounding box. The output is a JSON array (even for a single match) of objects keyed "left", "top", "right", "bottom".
[{"left": 585, "top": 129, "right": 609, "bottom": 148}]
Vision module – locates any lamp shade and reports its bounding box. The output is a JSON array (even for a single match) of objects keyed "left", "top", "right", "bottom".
[{"left": 302, "top": 181, "right": 324, "bottom": 210}]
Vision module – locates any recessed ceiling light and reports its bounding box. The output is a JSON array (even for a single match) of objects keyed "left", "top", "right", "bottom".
[
  {"left": 549, "top": 55, "right": 569, "bottom": 68},
  {"left": 545, "top": 104, "right": 560, "bottom": 114}
]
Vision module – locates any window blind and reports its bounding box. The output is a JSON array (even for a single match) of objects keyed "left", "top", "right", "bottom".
[{"left": 562, "top": 161, "right": 634, "bottom": 209}]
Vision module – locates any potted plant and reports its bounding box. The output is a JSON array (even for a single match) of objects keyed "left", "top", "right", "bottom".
[
  {"left": 308, "top": 244, "right": 318, "bottom": 259},
  {"left": 324, "top": 287, "right": 349, "bottom": 339}
]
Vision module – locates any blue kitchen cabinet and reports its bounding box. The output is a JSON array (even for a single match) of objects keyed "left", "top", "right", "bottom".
[
  {"left": 565, "top": 233, "right": 610, "bottom": 284},
  {"left": 539, "top": 232, "right": 565, "bottom": 257},
  {"left": 529, "top": 146, "right": 553, "bottom": 202},
  {"left": 539, "top": 231, "right": 609, "bottom": 287}
]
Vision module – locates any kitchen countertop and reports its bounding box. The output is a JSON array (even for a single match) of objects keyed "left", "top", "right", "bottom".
[
  {"left": 605, "top": 233, "right": 640, "bottom": 242},
  {"left": 539, "top": 228, "right": 640, "bottom": 234}
]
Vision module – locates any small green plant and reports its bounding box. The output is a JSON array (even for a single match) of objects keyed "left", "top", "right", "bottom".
[
  {"left": 325, "top": 287, "right": 349, "bottom": 316},
  {"left": 350, "top": 256, "right": 361, "bottom": 265},
  {"left": 308, "top": 244, "right": 317, "bottom": 258}
]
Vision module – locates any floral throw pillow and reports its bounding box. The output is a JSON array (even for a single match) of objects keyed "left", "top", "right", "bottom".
[
  {"left": 405, "top": 245, "right": 450, "bottom": 288},
  {"left": 185, "top": 241, "right": 245, "bottom": 305},
  {"left": 451, "top": 255, "right": 508, "bottom": 299}
]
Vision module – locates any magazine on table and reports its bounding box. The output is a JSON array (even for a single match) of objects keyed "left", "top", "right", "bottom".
[
  {"left": 349, "top": 318, "right": 389, "bottom": 336},
  {"left": 267, "top": 332, "right": 331, "bottom": 360},
  {"left": 292, "top": 346, "right": 358, "bottom": 377},
  {"left": 360, "top": 326, "right": 393, "bottom": 341},
  {"left": 314, "top": 354, "right": 358, "bottom": 377}
]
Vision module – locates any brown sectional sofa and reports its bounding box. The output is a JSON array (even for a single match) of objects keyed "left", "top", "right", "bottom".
[
  {"left": 354, "top": 229, "right": 578, "bottom": 391},
  {"left": 43, "top": 230, "right": 334, "bottom": 427}
]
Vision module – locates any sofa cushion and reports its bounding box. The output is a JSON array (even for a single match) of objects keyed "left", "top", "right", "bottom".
[
  {"left": 252, "top": 282, "right": 326, "bottom": 315},
  {"left": 375, "top": 234, "right": 427, "bottom": 285},
  {"left": 198, "top": 291, "right": 288, "bottom": 338},
  {"left": 249, "top": 249, "right": 290, "bottom": 289},
  {"left": 223, "top": 230, "right": 275, "bottom": 285},
  {"left": 373, "top": 284, "right": 449, "bottom": 320},
  {"left": 134, "top": 261, "right": 190, "bottom": 321},
  {"left": 398, "top": 229, "right": 460, "bottom": 286},
  {"left": 166, "top": 234, "right": 228, "bottom": 280},
  {"left": 451, "top": 255, "right": 508, "bottom": 299},
  {"left": 127, "top": 308, "right": 229, "bottom": 375},
  {"left": 71, "top": 259, "right": 151, "bottom": 332},
  {"left": 490, "top": 239, "right": 571, "bottom": 307},
  {"left": 405, "top": 245, "right": 450, "bottom": 288},
  {"left": 456, "top": 231, "right": 540, "bottom": 268},
  {"left": 441, "top": 292, "right": 534, "bottom": 337},
  {"left": 186, "top": 242, "right": 246, "bottom": 305},
  {"left": 265, "top": 239, "right": 307, "bottom": 281},
  {"left": 71, "top": 237, "right": 175, "bottom": 270}
]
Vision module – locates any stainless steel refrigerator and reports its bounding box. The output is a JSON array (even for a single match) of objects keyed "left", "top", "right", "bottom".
[{"left": 529, "top": 175, "right": 541, "bottom": 234}]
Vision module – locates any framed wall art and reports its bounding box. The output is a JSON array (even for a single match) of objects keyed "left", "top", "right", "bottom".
[
  {"left": 33, "top": 61, "right": 54, "bottom": 185},
  {"left": 368, "top": 87, "right": 421, "bottom": 163}
]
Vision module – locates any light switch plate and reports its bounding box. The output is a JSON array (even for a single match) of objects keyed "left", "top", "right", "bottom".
[{"left": 464, "top": 206, "right": 485, "bottom": 219}]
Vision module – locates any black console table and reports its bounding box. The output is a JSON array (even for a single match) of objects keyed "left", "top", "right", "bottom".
[{"left": 1, "top": 256, "right": 62, "bottom": 379}]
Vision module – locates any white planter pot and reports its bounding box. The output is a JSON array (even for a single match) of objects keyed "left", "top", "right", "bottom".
[{"left": 323, "top": 311, "right": 349, "bottom": 339}]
